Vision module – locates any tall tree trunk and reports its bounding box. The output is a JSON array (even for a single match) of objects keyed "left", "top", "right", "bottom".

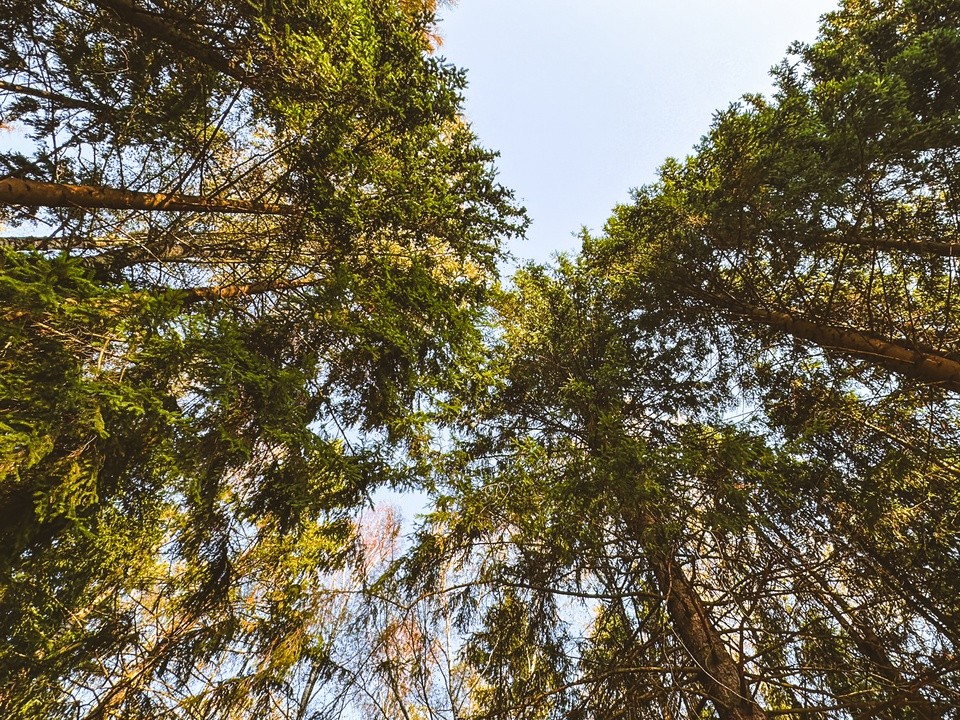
[
  {"left": 699, "top": 293, "right": 960, "bottom": 392},
  {"left": 631, "top": 510, "right": 768, "bottom": 720},
  {"left": 82, "top": 241, "right": 248, "bottom": 277},
  {"left": 0, "top": 80, "right": 106, "bottom": 112},
  {"left": 2, "top": 231, "right": 271, "bottom": 254},
  {"left": 0, "top": 177, "right": 292, "bottom": 215},
  {"left": 1, "top": 235, "right": 121, "bottom": 250},
  {"left": 89, "top": 0, "right": 251, "bottom": 84},
  {"left": 179, "top": 275, "right": 319, "bottom": 304}
]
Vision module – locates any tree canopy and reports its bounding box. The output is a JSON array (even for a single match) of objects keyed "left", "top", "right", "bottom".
[
  {"left": 2, "top": 0, "right": 959, "bottom": 718},
  {"left": 0, "top": 0, "right": 523, "bottom": 716},
  {"left": 393, "top": 1, "right": 960, "bottom": 718}
]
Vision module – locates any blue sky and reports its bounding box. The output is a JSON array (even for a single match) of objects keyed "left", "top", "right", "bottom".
[{"left": 436, "top": 1, "right": 839, "bottom": 263}]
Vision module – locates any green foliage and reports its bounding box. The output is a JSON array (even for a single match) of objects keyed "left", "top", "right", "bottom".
[
  {"left": 4, "top": 0, "right": 960, "bottom": 718},
  {"left": 393, "top": 2, "right": 960, "bottom": 719},
  {"left": 0, "top": 0, "right": 523, "bottom": 715}
]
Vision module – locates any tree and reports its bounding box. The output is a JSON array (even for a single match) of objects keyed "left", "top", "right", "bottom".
[
  {"left": 401, "top": 255, "right": 956, "bottom": 719},
  {"left": 402, "top": 260, "right": 773, "bottom": 719},
  {"left": 7, "top": 0, "right": 960, "bottom": 717},
  {"left": 594, "top": 0, "right": 960, "bottom": 395},
  {"left": 0, "top": 0, "right": 524, "bottom": 716},
  {"left": 386, "top": 2, "right": 960, "bottom": 718},
  {"left": 586, "top": 0, "right": 960, "bottom": 652}
]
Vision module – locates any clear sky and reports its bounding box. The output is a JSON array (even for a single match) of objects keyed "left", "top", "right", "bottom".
[{"left": 436, "top": 1, "right": 840, "bottom": 264}]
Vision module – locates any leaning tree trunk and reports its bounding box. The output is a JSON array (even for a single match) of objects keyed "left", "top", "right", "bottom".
[
  {"left": 0, "top": 178, "right": 292, "bottom": 215},
  {"left": 631, "top": 510, "right": 768, "bottom": 720},
  {"left": 89, "top": 0, "right": 251, "bottom": 84},
  {"left": 0, "top": 80, "right": 107, "bottom": 112},
  {"left": 179, "top": 275, "right": 319, "bottom": 304},
  {"left": 698, "top": 293, "right": 960, "bottom": 393}
]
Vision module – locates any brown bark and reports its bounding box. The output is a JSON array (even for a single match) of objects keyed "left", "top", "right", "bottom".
[
  {"left": 83, "top": 242, "right": 235, "bottom": 275},
  {"left": 89, "top": 0, "right": 251, "bottom": 84},
  {"left": 0, "top": 80, "right": 105, "bottom": 112},
  {"left": 704, "top": 294, "right": 960, "bottom": 393},
  {"left": 1, "top": 231, "right": 264, "bottom": 253},
  {"left": 633, "top": 511, "right": 767, "bottom": 720},
  {"left": 180, "top": 275, "right": 318, "bottom": 304},
  {"left": 0, "top": 235, "right": 119, "bottom": 251},
  {"left": 0, "top": 177, "right": 292, "bottom": 215}
]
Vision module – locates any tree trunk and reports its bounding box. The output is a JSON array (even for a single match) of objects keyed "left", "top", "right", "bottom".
[
  {"left": 631, "top": 510, "right": 768, "bottom": 720},
  {"left": 1, "top": 231, "right": 270, "bottom": 254},
  {"left": 179, "top": 275, "right": 319, "bottom": 304},
  {"left": 89, "top": 0, "right": 251, "bottom": 84},
  {"left": 702, "top": 294, "right": 960, "bottom": 393},
  {"left": 0, "top": 80, "right": 106, "bottom": 112},
  {"left": 0, "top": 177, "right": 292, "bottom": 215}
]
